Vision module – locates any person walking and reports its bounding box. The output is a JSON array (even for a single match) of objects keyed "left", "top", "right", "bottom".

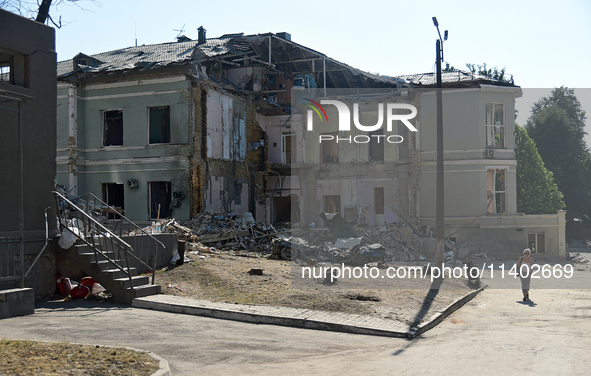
[{"left": 517, "top": 248, "right": 534, "bottom": 301}]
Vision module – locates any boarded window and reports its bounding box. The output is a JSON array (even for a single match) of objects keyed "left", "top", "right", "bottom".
[
  {"left": 374, "top": 187, "right": 384, "bottom": 215},
  {"left": 149, "top": 181, "right": 171, "bottom": 220},
  {"left": 321, "top": 132, "right": 338, "bottom": 163},
  {"left": 487, "top": 169, "right": 506, "bottom": 214},
  {"left": 103, "top": 110, "right": 123, "bottom": 146},
  {"left": 149, "top": 106, "right": 171, "bottom": 144}
]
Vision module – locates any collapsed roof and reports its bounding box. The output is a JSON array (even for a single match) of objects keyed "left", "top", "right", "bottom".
[{"left": 57, "top": 32, "right": 404, "bottom": 89}]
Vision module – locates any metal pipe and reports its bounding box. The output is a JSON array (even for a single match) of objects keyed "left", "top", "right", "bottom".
[
  {"left": 18, "top": 101, "right": 25, "bottom": 288},
  {"left": 323, "top": 58, "right": 326, "bottom": 97},
  {"left": 268, "top": 36, "right": 272, "bottom": 65}
]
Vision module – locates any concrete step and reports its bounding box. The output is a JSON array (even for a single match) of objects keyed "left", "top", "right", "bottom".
[
  {"left": 103, "top": 267, "right": 138, "bottom": 279},
  {"left": 113, "top": 275, "right": 150, "bottom": 289},
  {"left": 59, "top": 235, "right": 161, "bottom": 305},
  {"left": 130, "top": 284, "right": 162, "bottom": 298}
]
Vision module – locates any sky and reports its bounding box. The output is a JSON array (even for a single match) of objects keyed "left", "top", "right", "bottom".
[{"left": 44, "top": 0, "right": 591, "bottom": 142}]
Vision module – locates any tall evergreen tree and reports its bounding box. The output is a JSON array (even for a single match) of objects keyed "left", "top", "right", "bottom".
[
  {"left": 525, "top": 87, "right": 590, "bottom": 220},
  {"left": 515, "top": 124, "right": 565, "bottom": 214}
]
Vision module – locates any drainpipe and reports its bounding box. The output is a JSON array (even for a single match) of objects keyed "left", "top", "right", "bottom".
[
  {"left": 67, "top": 84, "right": 78, "bottom": 195},
  {"left": 18, "top": 101, "right": 24, "bottom": 287}
]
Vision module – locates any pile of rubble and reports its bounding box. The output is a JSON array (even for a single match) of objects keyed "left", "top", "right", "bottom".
[
  {"left": 156, "top": 211, "right": 294, "bottom": 257},
  {"left": 145, "top": 211, "right": 490, "bottom": 266}
]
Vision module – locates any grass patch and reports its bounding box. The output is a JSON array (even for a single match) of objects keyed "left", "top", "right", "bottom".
[{"left": 0, "top": 339, "right": 159, "bottom": 376}]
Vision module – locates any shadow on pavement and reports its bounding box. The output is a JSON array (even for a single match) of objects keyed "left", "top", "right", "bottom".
[
  {"left": 516, "top": 300, "right": 537, "bottom": 307},
  {"left": 409, "top": 277, "right": 443, "bottom": 327},
  {"left": 35, "top": 299, "right": 129, "bottom": 316}
]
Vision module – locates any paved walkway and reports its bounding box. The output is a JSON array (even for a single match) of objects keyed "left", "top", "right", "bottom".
[{"left": 1, "top": 288, "right": 590, "bottom": 375}]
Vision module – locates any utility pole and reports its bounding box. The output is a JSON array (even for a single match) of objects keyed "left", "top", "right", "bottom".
[{"left": 432, "top": 17, "right": 448, "bottom": 271}]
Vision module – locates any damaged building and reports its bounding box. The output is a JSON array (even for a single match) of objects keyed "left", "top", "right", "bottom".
[
  {"left": 56, "top": 30, "right": 399, "bottom": 225},
  {"left": 56, "top": 30, "right": 566, "bottom": 260},
  {"left": 287, "top": 72, "right": 566, "bottom": 260}
]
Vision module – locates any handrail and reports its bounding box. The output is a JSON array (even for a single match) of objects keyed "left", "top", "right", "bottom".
[
  {"left": 54, "top": 191, "right": 155, "bottom": 286},
  {"left": 23, "top": 208, "right": 52, "bottom": 279},
  {"left": 85, "top": 192, "right": 164, "bottom": 284},
  {"left": 85, "top": 192, "right": 165, "bottom": 248}
]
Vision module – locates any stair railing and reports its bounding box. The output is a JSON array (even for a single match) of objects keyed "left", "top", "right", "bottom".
[
  {"left": 54, "top": 191, "right": 155, "bottom": 287},
  {"left": 84, "top": 192, "right": 164, "bottom": 285}
]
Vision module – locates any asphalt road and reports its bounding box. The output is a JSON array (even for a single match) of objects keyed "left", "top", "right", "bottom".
[{"left": 1, "top": 288, "right": 590, "bottom": 375}]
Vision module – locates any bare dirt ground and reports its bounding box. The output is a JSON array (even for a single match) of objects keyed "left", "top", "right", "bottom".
[{"left": 155, "top": 251, "right": 475, "bottom": 327}]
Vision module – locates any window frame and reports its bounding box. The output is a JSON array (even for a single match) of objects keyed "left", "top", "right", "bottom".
[
  {"left": 281, "top": 133, "right": 295, "bottom": 164},
  {"left": 102, "top": 109, "right": 124, "bottom": 147},
  {"left": 148, "top": 105, "right": 171, "bottom": 145},
  {"left": 148, "top": 181, "right": 172, "bottom": 220},
  {"left": 320, "top": 132, "right": 339, "bottom": 164},
  {"left": 487, "top": 168, "right": 506, "bottom": 214},
  {"left": 485, "top": 102, "right": 505, "bottom": 149}
]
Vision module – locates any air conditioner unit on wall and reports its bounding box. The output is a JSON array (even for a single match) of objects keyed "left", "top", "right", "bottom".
[
  {"left": 485, "top": 149, "right": 496, "bottom": 159},
  {"left": 126, "top": 179, "right": 138, "bottom": 188}
]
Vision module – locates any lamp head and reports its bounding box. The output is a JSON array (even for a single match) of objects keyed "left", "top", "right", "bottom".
[
  {"left": 444, "top": 30, "right": 448, "bottom": 41},
  {"left": 432, "top": 17, "right": 439, "bottom": 27}
]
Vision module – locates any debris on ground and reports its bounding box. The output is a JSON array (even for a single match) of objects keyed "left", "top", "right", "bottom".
[
  {"left": 167, "top": 284, "right": 185, "bottom": 292},
  {"left": 571, "top": 253, "right": 589, "bottom": 264},
  {"left": 140, "top": 210, "right": 492, "bottom": 268}
]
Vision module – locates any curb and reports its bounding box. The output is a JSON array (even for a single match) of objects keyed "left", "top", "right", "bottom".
[
  {"left": 147, "top": 350, "right": 171, "bottom": 376},
  {"left": 133, "top": 297, "right": 408, "bottom": 338},
  {"left": 133, "top": 286, "right": 486, "bottom": 339},
  {"left": 406, "top": 285, "right": 487, "bottom": 339}
]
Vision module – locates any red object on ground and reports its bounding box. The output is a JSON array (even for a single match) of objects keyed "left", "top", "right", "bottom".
[
  {"left": 56, "top": 275, "right": 66, "bottom": 295},
  {"left": 80, "top": 276, "right": 96, "bottom": 290},
  {"left": 70, "top": 285, "right": 90, "bottom": 300}
]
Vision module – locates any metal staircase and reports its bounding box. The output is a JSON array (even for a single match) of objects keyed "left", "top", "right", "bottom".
[{"left": 54, "top": 191, "right": 162, "bottom": 304}]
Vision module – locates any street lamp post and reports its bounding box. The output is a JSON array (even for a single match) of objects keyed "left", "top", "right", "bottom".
[{"left": 432, "top": 17, "right": 447, "bottom": 271}]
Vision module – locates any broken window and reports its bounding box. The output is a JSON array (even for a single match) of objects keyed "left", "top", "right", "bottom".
[
  {"left": 149, "top": 106, "right": 171, "bottom": 144},
  {"left": 374, "top": 187, "right": 384, "bottom": 215},
  {"left": 103, "top": 110, "right": 123, "bottom": 146},
  {"left": 0, "top": 48, "right": 28, "bottom": 87},
  {"left": 0, "top": 54, "right": 10, "bottom": 84},
  {"left": 323, "top": 195, "right": 341, "bottom": 215},
  {"left": 485, "top": 103, "right": 505, "bottom": 149},
  {"left": 487, "top": 169, "right": 506, "bottom": 214},
  {"left": 321, "top": 132, "right": 338, "bottom": 163},
  {"left": 528, "top": 233, "right": 545, "bottom": 254},
  {"left": 282, "top": 134, "right": 295, "bottom": 163},
  {"left": 149, "top": 181, "right": 172, "bottom": 220},
  {"left": 369, "top": 128, "right": 384, "bottom": 162},
  {"left": 102, "top": 183, "right": 124, "bottom": 219}
]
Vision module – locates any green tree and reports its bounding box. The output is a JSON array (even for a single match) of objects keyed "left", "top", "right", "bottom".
[
  {"left": 525, "top": 87, "right": 591, "bottom": 221},
  {"left": 465, "top": 63, "right": 512, "bottom": 83},
  {"left": 515, "top": 124, "right": 565, "bottom": 214}
]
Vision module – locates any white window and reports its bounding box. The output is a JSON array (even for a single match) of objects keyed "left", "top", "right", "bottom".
[
  {"left": 487, "top": 169, "right": 506, "bottom": 214},
  {"left": 485, "top": 103, "right": 505, "bottom": 149}
]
